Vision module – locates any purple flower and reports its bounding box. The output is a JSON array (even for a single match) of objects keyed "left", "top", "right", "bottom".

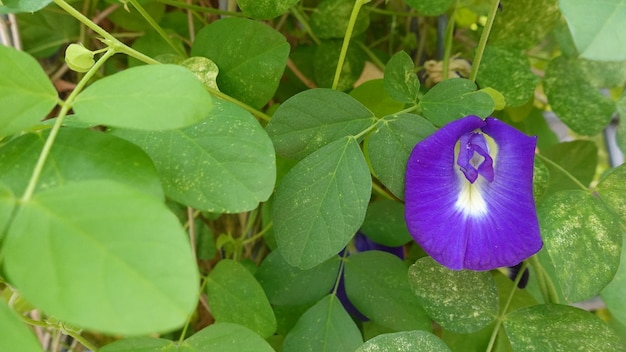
[{"left": 404, "top": 116, "right": 542, "bottom": 271}]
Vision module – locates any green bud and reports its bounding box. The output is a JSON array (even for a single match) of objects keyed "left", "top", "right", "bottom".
[{"left": 65, "top": 43, "right": 95, "bottom": 73}]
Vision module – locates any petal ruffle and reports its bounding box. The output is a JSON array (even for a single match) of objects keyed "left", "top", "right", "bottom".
[{"left": 405, "top": 116, "right": 542, "bottom": 271}]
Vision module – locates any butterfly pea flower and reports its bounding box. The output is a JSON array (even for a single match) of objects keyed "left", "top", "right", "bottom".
[{"left": 404, "top": 116, "right": 542, "bottom": 271}]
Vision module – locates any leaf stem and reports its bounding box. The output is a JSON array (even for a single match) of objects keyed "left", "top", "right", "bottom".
[
  {"left": 469, "top": 0, "right": 499, "bottom": 82},
  {"left": 206, "top": 87, "right": 272, "bottom": 122},
  {"left": 53, "top": 0, "right": 160, "bottom": 65},
  {"left": 128, "top": 0, "right": 186, "bottom": 57},
  {"left": 441, "top": 2, "right": 457, "bottom": 80},
  {"left": 529, "top": 255, "right": 560, "bottom": 304},
  {"left": 485, "top": 261, "right": 529, "bottom": 352},
  {"left": 332, "top": 0, "right": 371, "bottom": 90},
  {"left": 535, "top": 153, "right": 589, "bottom": 191},
  {"left": 290, "top": 6, "right": 321, "bottom": 45},
  {"left": 21, "top": 48, "right": 117, "bottom": 202}
]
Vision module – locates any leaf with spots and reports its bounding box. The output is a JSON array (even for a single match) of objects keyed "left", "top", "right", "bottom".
[
  {"left": 191, "top": 17, "right": 290, "bottom": 109},
  {"left": 356, "top": 330, "right": 451, "bottom": 352},
  {"left": 476, "top": 46, "right": 538, "bottom": 107},
  {"left": 383, "top": 51, "right": 420, "bottom": 103},
  {"left": 596, "top": 162, "right": 626, "bottom": 225},
  {"left": 544, "top": 56, "right": 616, "bottom": 136},
  {"left": 504, "top": 304, "right": 625, "bottom": 351},
  {"left": 366, "top": 113, "right": 435, "bottom": 199},
  {"left": 538, "top": 190, "right": 622, "bottom": 302},
  {"left": 273, "top": 137, "right": 372, "bottom": 269},
  {"left": 419, "top": 78, "right": 494, "bottom": 127},
  {"left": 237, "top": 0, "right": 299, "bottom": 19},
  {"left": 266, "top": 88, "right": 375, "bottom": 161},
  {"left": 490, "top": 0, "right": 560, "bottom": 50},
  {"left": 408, "top": 257, "right": 499, "bottom": 334},
  {"left": 111, "top": 100, "right": 276, "bottom": 213},
  {"left": 344, "top": 251, "right": 431, "bottom": 332},
  {"left": 206, "top": 260, "right": 277, "bottom": 338}
]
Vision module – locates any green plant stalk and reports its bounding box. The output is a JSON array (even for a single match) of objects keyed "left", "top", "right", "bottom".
[
  {"left": 21, "top": 48, "right": 117, "bottom": 202},
  {"left": 332, "top": 0, "right": 371, "bottom": 90},
  {"left": 127, "top": 0, "right": 186, "bottom": 57},
  {"left": 290, "top": 6, "right": 321, "bottom": 45},
  {"left": 178, "top": 275, "right": 210, "bottom": 345},
  {"left": 535, "top": 153, "right": 589, "bottom": 191},
  {"left": 155, "top": 0, "right": 245, "bottom": 16},
  {"left": 469, "top": 0, "right": 499, "bottom": 82},
  {"left": 206, "top": 87, "right": 272, "bottom": 122},
  {"left": 485, "top": 261, "right": 529, "bottom": 352},
  {"left": 441, "top": 2, "right": 457, "bottom": 80},
  {"left": 529, "top": 255, "right": 560, "bottom": 304},
  {"left": 53, "top": 0, "right": 159, "bottom": 65}
]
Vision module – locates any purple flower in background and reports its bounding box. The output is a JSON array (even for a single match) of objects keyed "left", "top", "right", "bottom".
[{"left": 404, "top": 116, "right": 542, "bottom": 271}]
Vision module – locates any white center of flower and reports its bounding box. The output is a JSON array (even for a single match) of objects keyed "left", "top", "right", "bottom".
[{"left": 455, "top": 178, "right": 488, "bottom": 217}]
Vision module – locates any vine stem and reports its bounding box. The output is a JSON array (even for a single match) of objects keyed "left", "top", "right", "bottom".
[
  {"left": 128, "top": 0, "right": 186, "bottom": 57},
  {"left": 485, "top": 261, "right": 529, "bottom": 352},
  {"left": 21, "top": 48, "right": 117, "bottom": 202},
  {"left": 331, "top": 0, "right": 371, "bottom": 90},
  {"left": 441, "top": 1, "right": 458, "bottom": 80},
  {"left": 535, "top": 153, "right": 589, "bottom": 191},
  {"left": 468, "top": 0, "right": 499, "bottom": 82},
  {"left": 53, "top": 0, "right": 159, "bottom": 65}
]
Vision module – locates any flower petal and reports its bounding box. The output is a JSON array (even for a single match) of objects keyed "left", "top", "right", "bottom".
[{"left": 405, "top": 116, "right": 542, "bottom": 271}]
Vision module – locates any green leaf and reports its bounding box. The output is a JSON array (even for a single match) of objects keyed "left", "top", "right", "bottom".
[
  {"left": 0, "top": 128, "right": 163, "bottom": 199},
  {"left": 490, "top": 0, "right": 560, "bottom": 50},
  {"left": 206, "top": 260, "right": 277, "bottom": 338},
  {"left": 108, "top": 0, "right": 165, "bottom": 31},
  {"left": 350, "top": 79, "right": 406, "bottom": 117},
  {"left": 532, "top": 158, "right": 550, "bottom": 203},
  {"left": 596, "top": 162, "right": 626, "bottom": 225},
  {"left": 0, "top": 0, "right": 51, "bottom": 13},
  {"left": 74, "top": 64, "right": 212, "bottom": 130},
  {"left": 476, "top": 46, "right": 538, "bottom": 107},
  {"left": 3, "top": 180, "right": 199, "bottom": 335},
  {"left": 356, "top": 330, "right": 451, "bottom": 352},
  {"left": 539, "top": 141, "right": 597, "bottom": 197},
  {"left": 408, "top": 257, "right": 499, "bottom": 333},
  {"left": 360, "top": 199, "right": 412, "bottom": 247},
  {"left": 273, "top": 137, "right": 372, "bottom": 269},
  {"left": 0, "top": 183, "right": 15, "bottom": 242},
  {"left": 128, "top": 30, "right": 185, "bottom": 67},
  {"left": 0, "top": 301, "right": 42, "bottom": 352},
  {"left": 419, "top": 78, "right": 494, "bottom": 127},
  {"left": 560, "top": 0, "right": 626, "bottom": 61},
  {"left": 184, "top": 323, "right": 275, "bottom": 352},
  {"left": 15, "top": 6, "right": 79, "bottom": 57},
  {"left": 383, "top": 51, "right": 420, "bottom": 103},
  {"left": 256, "top": 251, "right": 341, "bottom": 306},
  {"left": 191, "top": 17, "right": 290, "bottom": 109},
  {"left": 578, "top": 58, "right": 626, "bottom": 88},
  {"left": 238, "top": 0, "right": 299, "bottom": 19},
  {"left": 544, "top": 56, "right": 615, "bottom": 135},
  {"left": 314, "top": 40, "right": 367, "bottom": 91},
  {"left": 0, "top": 45, "right": 58, "bottom": 137},
  {"left": 281, "top": 295, "right": 363, "bottom": 352},
  {"left": 181, "top": 56, "right": 219, "bottom": 90},
  {"left": 99, "top": 337, "right": 175, "bottom": 352},
  {"left": 601, "top": 233, "right": 626, "bottom": 328},
  {"left": 367, "top": 113, "right": 435, "bottom": 199},
  {"left": 111, "top": 100, "right": 275, "bottom": 213},
  {"left": 266, "top": 88, "right": 375, "bottom": 160},
  {"left": 344, "top": 251, "right": 431, "bottom": 332},
  {"left": 538, "top": 190, "right": 622, "bottom": 302},
  {"left": 504, "top": 304, "right": 626, "bottom": 351},
  {"left": 405, "top": 0, "right": 455, "bottom": 16},
  {"left": 310, "top": 0, "right": 369, "bottom": 39}
]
